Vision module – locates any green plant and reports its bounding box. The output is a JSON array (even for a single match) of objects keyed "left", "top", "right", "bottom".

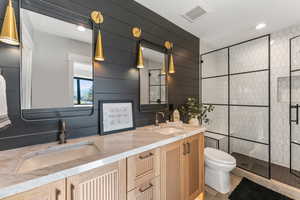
[{"left": 179, "top": 98, "right": 214, "bottom": 124}]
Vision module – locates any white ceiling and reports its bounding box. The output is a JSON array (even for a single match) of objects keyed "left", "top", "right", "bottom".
[{"left": 135, "top": 0, "right": 300, "bottom": 51}]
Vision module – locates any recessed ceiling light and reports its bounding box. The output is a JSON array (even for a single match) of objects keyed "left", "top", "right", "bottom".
[
  {"left": 270, "top": 40, "right": 274, "bottom": 45},
  {"left": 256, "top": 23, "right": 266, "bottom": 30},
  {"left": 77, "top": 25, "right": 86, "bottom": 32}
]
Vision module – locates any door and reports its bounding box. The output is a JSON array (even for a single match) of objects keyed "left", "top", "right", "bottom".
[
  {"left": 290, "top": 36, "right": 300, "bottom": 177},
  {"left": 160, "top": 141, "right": 185, "bottom": 200},
  {"left": 185, "top": 134, "right": 205, "bottom": 200},
  {"left": 67, "top": 160, "right": 126, "bottom": 200}
]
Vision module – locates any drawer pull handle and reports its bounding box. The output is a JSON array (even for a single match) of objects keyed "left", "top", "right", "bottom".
[
  {"left": 55, "top": 189, "right": 61, "bottom": 200},
  {"left": 70, "top": 184, "right": 75, "bottom": 200},
  {"left": 187, "top": 142, "right": 191, "bottom": 154},
  {"left": 139, "top": 152, "right": 153, "bottom": 160},
  {"left": 139, "top": 183, "right": 153, "bottom": 193},
  {"left": 183, "top": 143, "right": 186, "bottom": 155}
]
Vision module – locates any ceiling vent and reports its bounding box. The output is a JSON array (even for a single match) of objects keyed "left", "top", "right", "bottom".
[{"left": 182, "top": 6, "right": 206, "bottom": 23}]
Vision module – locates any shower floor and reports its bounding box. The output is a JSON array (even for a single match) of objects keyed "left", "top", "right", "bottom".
[{"left": 232, "top": 152, "right": 300, "bottom": 189}]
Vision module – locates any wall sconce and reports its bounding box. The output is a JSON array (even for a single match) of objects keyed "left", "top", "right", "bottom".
[
  {"left": 137, "top": 42, "right": 144, "bottom": 69},
  {"left": 132, "top": 27, "right": 144, "bottom": 69},
  {"left": 161, "top": 58, "right": 166, "bottom": 75},
  {"left": 0, "top": 0, "right": 19, "bottom": 46},
  {"left": 165, "top": 41, "right": 175, "bottom": 74},
  {"left": 91, "top": 11, "right": 104, "bottom": 61}
]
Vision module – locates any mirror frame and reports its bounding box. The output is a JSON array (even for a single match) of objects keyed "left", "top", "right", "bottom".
[
  {"left": 139, "top": 39, "right": 169, "bottom": 113},
  {"left": 19, "top": 6, "right": 96, "bottom": 120}
]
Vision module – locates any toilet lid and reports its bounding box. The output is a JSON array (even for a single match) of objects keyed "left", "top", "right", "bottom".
[{"left": 205, "top": 147, "right": 236, "bottom": 165}]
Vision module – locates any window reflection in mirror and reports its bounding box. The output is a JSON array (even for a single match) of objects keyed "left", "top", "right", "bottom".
[
  {"left": 20, "top": 8, "right": 93, "bottom": 110},
  {"left": 140, "top": 47, "right": 168, "bottom": 105}
]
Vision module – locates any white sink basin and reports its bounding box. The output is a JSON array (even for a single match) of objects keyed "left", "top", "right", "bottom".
[
  {"left": 155, "top": 127, "right": 183, "bottom": 135},
  {"left": 17, "top": 141, "right": 101, "bottom": 174}
]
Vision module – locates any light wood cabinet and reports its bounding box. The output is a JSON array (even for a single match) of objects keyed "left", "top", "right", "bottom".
[
  {"left": 3, "top": 180, "right": 65, "bottom": 200},
  {"left": 185, "top": 134, "right": 204, "bottom": 200},
  {"left": 66, "top": 160, "right": 126, "bottom": 200},
  {"left": 160, "top": 140, "right": 185, "bottom": 200},
  {"left": 160, "top": 133, "right": 204, "bottom": 200},
  {"left": 127, "top": 148, "right": 160, "bottom": 192}
]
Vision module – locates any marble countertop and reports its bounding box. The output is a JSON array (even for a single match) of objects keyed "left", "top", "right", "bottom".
[{"left": 0, "top": 124, "right": 205, "bottom": 199}]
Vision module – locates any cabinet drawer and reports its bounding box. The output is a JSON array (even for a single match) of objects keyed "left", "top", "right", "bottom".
[
  {"left": 127, "top": 148, "right": 160, "bottom": 191},
  {"left": 127, "top": 177, "right": 160, "bottom": 200}
]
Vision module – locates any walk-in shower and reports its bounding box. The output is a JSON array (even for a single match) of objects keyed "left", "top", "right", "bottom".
[
  {"left": 201, "top": 34, "right": 300, "bottom": 188},
  {"left": 201, "top": 35, "right": 271, "bottom": 178}
]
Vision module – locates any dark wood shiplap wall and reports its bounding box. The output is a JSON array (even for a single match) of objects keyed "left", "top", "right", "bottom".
[{"left": 0, "top": 0, "right": 199, "bottom": 150}]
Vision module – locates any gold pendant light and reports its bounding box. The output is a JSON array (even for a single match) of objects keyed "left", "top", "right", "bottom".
[
  {"left": 161, "top": 57, "right": 166, "bottom": 75},
  {"left": 0, "top": 0, "right": 19, "bottom": 46},
  {"left": 137, "top": 43, "right": 144, "bottom": 69},
  {"left": 91, "top": 11, "right": 104, "bottom": 61},
  {"left": 165, "top": 41, "right": 175, "bottom": 74},
  {"left": 94, "top": 30, "right": 104, "bottom": 61},
  {"left": 168, "top": 53, "right": 175, "bottom": 74},
  {"left": 132, "top": 27, "right": 144, "bottom": 69}
]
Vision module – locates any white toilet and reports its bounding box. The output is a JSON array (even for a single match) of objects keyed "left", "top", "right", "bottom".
[{"left": 204, "top": 147, "right": 236, "bottom": 194}]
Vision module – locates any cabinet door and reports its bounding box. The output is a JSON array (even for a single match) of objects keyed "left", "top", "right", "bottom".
[
  {"left": 67, "top": 160, "right": 126, "bottom": 200},
  {"left": 127, "top": 176, "right": 160, "bottom": 200},
  {"left": 3, "top": 180, "right": 65, "bottom": 200},
  {"left": 127, "top": 148, "right": 160, "bottom": 191},
  {"left": 160, "top": 141, "right": 185, "bottom": 200},
  {"left": 186, "top": 134, "right": 205, "bottom": 200}
]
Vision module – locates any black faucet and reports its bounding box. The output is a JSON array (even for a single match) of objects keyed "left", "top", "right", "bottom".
[
  {"left": 58, "top": 120, "right": 67, "bottom": 144},
  {"left": 155, "top": 112, "right": 165, "bottom": 126}
]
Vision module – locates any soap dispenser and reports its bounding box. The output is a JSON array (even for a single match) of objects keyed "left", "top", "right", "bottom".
[{"left": 173, "top": 106, "right": 180, "bottom": 122}]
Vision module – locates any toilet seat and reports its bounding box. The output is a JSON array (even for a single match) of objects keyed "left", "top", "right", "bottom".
[{"left": 205, "top": 147, "right": 236, "bottom": 165}]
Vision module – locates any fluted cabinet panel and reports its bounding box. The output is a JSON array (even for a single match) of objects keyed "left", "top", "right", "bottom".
[{"left": 79, "top": 170, "right": 119, "bottom": 200}]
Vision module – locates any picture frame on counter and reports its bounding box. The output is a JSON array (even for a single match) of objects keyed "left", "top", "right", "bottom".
[{"left": 99, "top": 100, "right": 135, "bottom": 135}]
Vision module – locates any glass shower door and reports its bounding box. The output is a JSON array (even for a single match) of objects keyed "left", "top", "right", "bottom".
[{"left": 290, "top": 36, "right": 300, "bottom": 177}]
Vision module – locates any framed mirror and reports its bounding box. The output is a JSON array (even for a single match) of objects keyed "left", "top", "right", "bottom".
[
  {"left": 139, "top": 41, "right": 168, "bottom": 112},
  {"left": 20, "top": 8, "right": 94, "bottom": 120}
]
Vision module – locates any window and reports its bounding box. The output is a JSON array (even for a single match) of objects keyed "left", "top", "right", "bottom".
[
  {"left": 71, "top": 59, "right": 93, "bottom": 106},
  {"left": 73, "top": 77, "right": 93, "bottom": 105}
]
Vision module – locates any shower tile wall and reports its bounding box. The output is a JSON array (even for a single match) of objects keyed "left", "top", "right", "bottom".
[
  {"left": 230, "top": 106, "right": 269, "bottom": 145},
  {"left": 230, "top": 37, "right": 269, "bottom": 73},
  {"left": 230, "top": 71, "right": 268, "bottom": 105}
]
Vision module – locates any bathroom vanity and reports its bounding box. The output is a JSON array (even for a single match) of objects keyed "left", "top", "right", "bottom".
[{"left": 0, "top": 125, "right": 205, "bottom": 200}]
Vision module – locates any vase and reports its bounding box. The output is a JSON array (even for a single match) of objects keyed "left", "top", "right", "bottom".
[{"left": 188, "top": 117, "right": 199, "bottom": 126}]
